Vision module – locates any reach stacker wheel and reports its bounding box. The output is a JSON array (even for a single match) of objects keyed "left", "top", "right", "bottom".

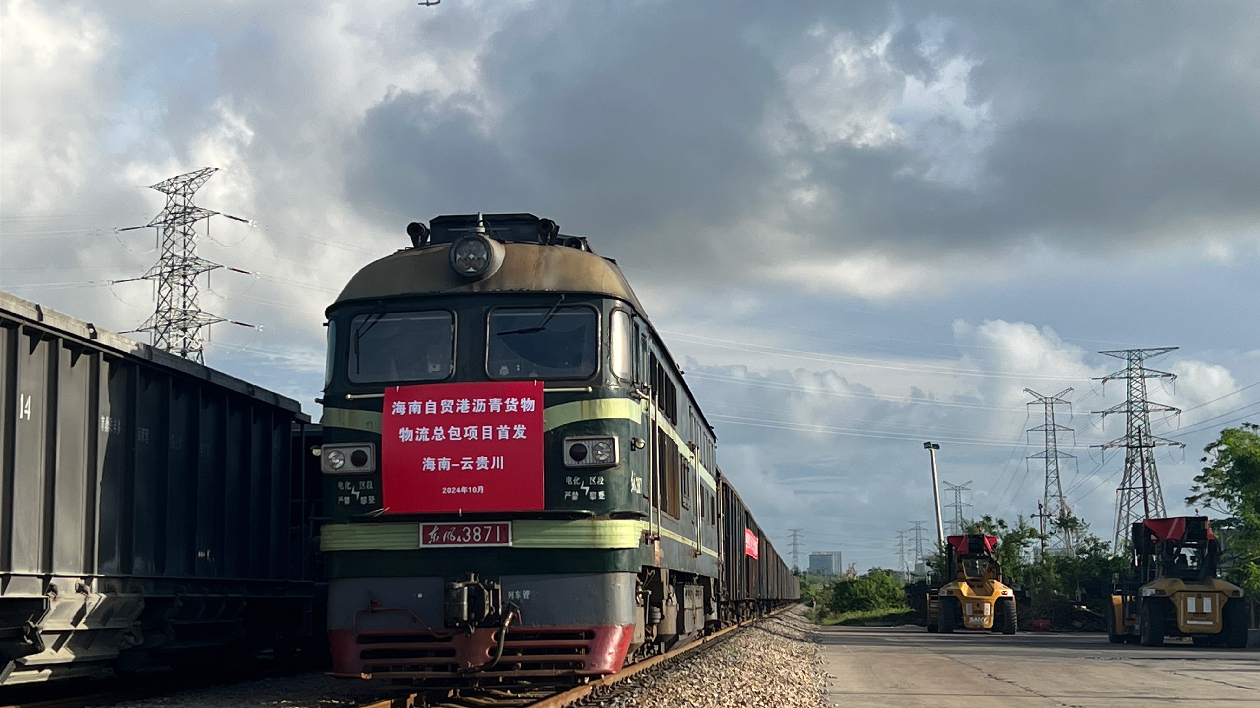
[
  {"left": 1106, "top": 602, "right": 1126, "bottom": 644},
  {"left": 1223, "top": 599, "right": 1248, "bottom": 649},
  {"left": 1139, "top": 602, "right": 1165, "bottom": 647},
  {"left": 939, "top": 597, "right": 956, "bottom": 634},
  {"left": 998, "top": 598, "right": 1017, "bottom": 635}
]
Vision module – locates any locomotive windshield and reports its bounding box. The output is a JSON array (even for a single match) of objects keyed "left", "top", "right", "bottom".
[
  {"left": 348, "top": 310, "right": 454, "bottom": 383},
  {"left": 488, "top": 305, "right": 598, "bottom": 379}
]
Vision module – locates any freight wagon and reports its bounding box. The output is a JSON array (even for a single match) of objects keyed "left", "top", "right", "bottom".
[{"left": 0, "top": 291, "right": 321, "bottom": 685}]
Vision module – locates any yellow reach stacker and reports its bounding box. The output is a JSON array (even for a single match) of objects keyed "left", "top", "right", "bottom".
[
  {"left": 928, "top": 534, "right": 1018, "bottom": 634},
  {"left": 1108, "top": 516, "right": 1248, "bottom": 647}
]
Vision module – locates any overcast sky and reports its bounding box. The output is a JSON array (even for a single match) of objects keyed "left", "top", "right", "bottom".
[{"left": 3, "top": 0, "right": 1259, "bottom": 571}]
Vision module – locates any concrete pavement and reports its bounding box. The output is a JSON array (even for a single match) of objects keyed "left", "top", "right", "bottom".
[{"left": 816, "top": 624, "right": 1260, "bottom": 707}]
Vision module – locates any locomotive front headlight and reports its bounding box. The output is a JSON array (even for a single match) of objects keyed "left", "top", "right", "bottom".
[
  {"left": 564, "top": 436, "right": 618, "bottom": 467},
  {"left": 321, "top": 443, "right": 376, "bottom": 474},
  {"left": 326, "top": 449, "right": 346, "bottom": 470}
]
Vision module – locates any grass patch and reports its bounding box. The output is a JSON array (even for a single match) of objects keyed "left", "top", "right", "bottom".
[{"left": 811, "top": 606, "right": 915, "bottom": 626}]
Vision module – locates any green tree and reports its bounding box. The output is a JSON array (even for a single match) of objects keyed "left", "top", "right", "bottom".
[
  {"left": 967, "top": 514, "right": 1041, "bottom": 578},
  {"left": 825, "top": 568, "right": 906, "bottom": 614},
  {"left": 1187, "top": 422, "right": 1260, "bottom": 592}
]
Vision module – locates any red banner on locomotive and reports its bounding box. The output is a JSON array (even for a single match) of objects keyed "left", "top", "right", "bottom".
[{"left": 381, "top": 380, "right": 545, "bottom": 513}]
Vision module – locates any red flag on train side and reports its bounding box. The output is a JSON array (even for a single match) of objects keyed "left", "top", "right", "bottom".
[{"left": 744, "top": 528, "right": 759, "bottom": 559}]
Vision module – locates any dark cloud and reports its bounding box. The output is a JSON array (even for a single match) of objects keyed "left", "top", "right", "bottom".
[{"left": 346, "top": 1, "right": 1260, "bottom": 270}]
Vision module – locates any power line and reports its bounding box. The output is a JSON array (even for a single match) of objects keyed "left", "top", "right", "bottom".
[
  {"left": 1177, "top": 381, "right": 1260, "bottom": 414},
  {"left": 1093, "top": 348, "right": 1185, "bottom": 550},
  {"left": 659, "top": 330, "right": 1097, "bottom": 382},
  {"left": 1026, "top": 387, "right": 1077, "bottom": 557},
  {"left": 1174, "top": 399, "right": 1260, "bottom": 436},
  {"left": 706, "top": 412, "right": 1086, "bottom": 448},
  {"left": 684, "top": 371, "right": 1028, "bottom": 412}
]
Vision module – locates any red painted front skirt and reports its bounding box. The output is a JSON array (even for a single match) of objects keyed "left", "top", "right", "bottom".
[{"left": 329, "top": 624, "right": 635, "bottom": 680}]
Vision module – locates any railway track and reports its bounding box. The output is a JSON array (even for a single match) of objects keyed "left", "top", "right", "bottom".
[
  {"left": 361, "top": 608, "right": 784, "bottom": 708},
  {"left": 0, "top": 609, "right": 789, "bottom": 708}
]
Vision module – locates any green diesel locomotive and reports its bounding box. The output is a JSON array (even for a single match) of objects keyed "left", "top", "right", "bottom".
[{"left": 318, "top": 213, "right": 797, "bottom": 683}]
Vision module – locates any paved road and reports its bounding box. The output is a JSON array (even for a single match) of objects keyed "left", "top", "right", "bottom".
[{"left": 816, "top": 625, "right": 1260, "bottom": 707}]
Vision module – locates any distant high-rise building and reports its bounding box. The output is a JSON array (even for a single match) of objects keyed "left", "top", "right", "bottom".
[{"left": 808, "top": 551, "right": 843, "bottom": 576}]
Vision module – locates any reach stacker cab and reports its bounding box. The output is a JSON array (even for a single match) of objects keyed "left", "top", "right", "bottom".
[
  {"left": 928, "top": 534, "right": 1018, "bottom": 634},
  {"left": 1108, "top": 516, "right": 1247, "bottom": 647}
]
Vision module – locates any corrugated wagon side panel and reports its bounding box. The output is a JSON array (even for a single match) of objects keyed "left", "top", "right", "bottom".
[
  {"left": 131, "top": 367, "right": 167, "bottom": 576},
  {"left": 165, "top": 379, "right": 199, "bottom": 577},
  {"left": 196, "top": 391, "right": 227, "bottom": 577},
  {"left": 51, "top": 343, "right": 93, "bottom": 576},
  {"left": 0, "top": 323, "right": 12, "bottom": 573},
  {"left": 246, "top": 406, "right": 269, "bottom": 580},
  {"left": 98, "top": 358, "right": 137, "bottom": 576},
  {"left": 268, "top": 413, "right": 288, "bottom": 580},
  {"left": 223, "top": 396, "right": 249, "bottom": 578},
  {"left": 10, "top": 330, "right": 52, "bottom": 576}
]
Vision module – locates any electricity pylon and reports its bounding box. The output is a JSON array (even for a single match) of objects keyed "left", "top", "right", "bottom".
[
  {"left": 1026, "top": 388, "right": 1077, "bottom": 557},
  {"left": 119, "top": 168, "right": 249, "bottom": 363},
  {"left": 943, "top": 481, "right": 972, "bottom": 536},
  {"left": 896, "top": 530, "right": 909, "bottom": 580},
  {"left": 788, "top": 529, "right": 803, "bottom": 572},
  {"left": 1093, "top": 348, "right": 1185, "bottom": 552}
]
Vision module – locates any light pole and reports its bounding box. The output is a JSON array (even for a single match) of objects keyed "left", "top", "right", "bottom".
[{"left": 924, "top": 442, "right": 945, "bottom": 549}]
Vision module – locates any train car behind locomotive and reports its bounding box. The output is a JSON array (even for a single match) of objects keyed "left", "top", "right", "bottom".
[{"left": 319, "top": 213, "right": 797, "bottom": 684}]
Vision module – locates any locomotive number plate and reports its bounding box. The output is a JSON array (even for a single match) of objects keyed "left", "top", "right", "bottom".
[{"left": 420, "top": 522, "right": 511, "bottom": 547}]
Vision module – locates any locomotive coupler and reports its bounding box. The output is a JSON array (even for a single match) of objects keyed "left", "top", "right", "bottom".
[{"left": 444, "top": 572, "right": 504, "bottom": 633}]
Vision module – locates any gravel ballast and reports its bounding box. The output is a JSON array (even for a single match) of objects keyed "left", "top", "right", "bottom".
[{"left": 585, "top": 607, "right": 828, "bottom": 708}]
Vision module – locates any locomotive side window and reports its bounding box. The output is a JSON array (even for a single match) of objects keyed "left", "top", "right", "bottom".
[
  {"left": 324, "top": 320, "right": 336, "bottom": 388},
  {"left": 487, "top": 305, "right": 598, "bottom": 379},
  {"left": 648, "top": 352, "right": 678, "bottom": 424},
  {"left": 610, "top": 310, "right": 632, "bottom": 381},
  {"left": 347, "top": 311, "right": 454, "bottom": 383},
  {"left": 656, "top": 426, "right": 680, "bottom": 519},
  {"left": 680, "top": 458, "right": 691, "bottom": 511}
]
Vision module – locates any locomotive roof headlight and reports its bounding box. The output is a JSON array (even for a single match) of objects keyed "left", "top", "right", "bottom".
[
  {"left": 449, "top": 233, "right": 505, "bottom": 280},
  {"left": 564, "top": 435, "right": 618, "bottom": 468},
  {"left": 322, "top": 443, "right": 376, "bottom": 474}
]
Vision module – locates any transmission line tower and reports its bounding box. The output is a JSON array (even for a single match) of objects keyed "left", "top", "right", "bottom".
[
  {"left": 1093, "top": 348, "right": 1185, "bottom": 551},
  {"left": 1026, "top": 388, "right": 1077, "bottom": 557},
  {"left": 788, "top": 529, "right": 803, "bottom": 572},
  {"left": 943, "top": 481, "right": 972, "bottom": 536},
  {"left": 896, "top": 531, "right": 909, "bottom": 580},
  {"left": 119, "top": 168, "right": 249, "bottom": 363},
  {"left": 909, "top": 521, "right": 928, "bottom": 565}
]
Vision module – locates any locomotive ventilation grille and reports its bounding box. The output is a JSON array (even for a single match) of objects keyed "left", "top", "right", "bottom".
[{"left": 357, "top": 628, "right": 597, "bottom": 676}]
